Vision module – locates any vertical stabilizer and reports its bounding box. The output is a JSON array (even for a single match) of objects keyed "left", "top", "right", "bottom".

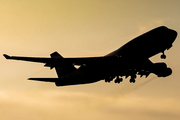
[
  {"left": 50, "top": 51, "right": 76, "bottom": 78},
  {"left": 50, "top": 51, "right": 63, "bottom": 58}
]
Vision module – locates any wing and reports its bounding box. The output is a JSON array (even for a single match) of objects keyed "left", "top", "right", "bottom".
[
  {"left": 3, "top": 54, "right": 52, "bottom": 63},
  {"left": 3, "top": 54, "right": 99, "bottom": 67}
]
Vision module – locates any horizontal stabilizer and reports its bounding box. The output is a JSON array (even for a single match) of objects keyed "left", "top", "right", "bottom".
[{"left": 28, "top": 78, "right": 59, "bottom": 82}]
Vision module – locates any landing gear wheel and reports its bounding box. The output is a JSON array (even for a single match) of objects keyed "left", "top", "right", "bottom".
[
  {"left": 119, "top": 78, "right": 123, "bottom": 82},
  {"left": 130, "top": 78, "right": 135, "bottom": 83},
  {"left": 161, "top": 54, "right": 166, "bottom": 59},
  {"left": 114, "top": 78, "right": 119, "bottom": 83},
  {"left": 105, "top": 78, "right": 111, "bottom": 83},
  {"left": 161, "top": 52, "right": 166, "bottom": 59},
  {"left": 114, "top": 77, "right": 123, "bottom": 84}
]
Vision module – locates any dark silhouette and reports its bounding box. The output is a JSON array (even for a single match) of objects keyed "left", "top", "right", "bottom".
[{"left": 3, "top": 26, "right": 177, "bottom": 86}]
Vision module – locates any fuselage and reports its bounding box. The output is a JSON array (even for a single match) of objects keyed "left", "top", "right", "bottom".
[{"left": 3, "top": 26, "right": 178, "bottom": 86}]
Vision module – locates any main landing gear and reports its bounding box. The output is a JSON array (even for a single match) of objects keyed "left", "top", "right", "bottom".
[
  {"left": 105, "top": 77, "right": 114, "bottom": 83},
  {"left": 113, "top": 75, "right": 136, "bottom": 83},
  {"left": 114, "top": 76, "right": 123, "bottom": 84},
  {"left": 129, "top": 78, "right": 135, "bottom": 83},
  {"left": 129, "top": 74, "right": 136, "bottom": 83},
  {"left": 161, "top": 51, "right": 166, "bottom": 59},
  {"left": 105, "top": 76, "right": 123, "bottom": 84}
]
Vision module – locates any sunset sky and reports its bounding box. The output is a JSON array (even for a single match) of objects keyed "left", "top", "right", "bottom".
[{"left": 0, "top": 0, "right": 180, "bottom": 120}]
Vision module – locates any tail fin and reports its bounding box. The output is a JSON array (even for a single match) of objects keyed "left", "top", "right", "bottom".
[
  {"left": 50, "top": 51, "right": 76, "bottom": 78},
  {"left": 50, "top": 51, "right": 63, "bottom": 58}
]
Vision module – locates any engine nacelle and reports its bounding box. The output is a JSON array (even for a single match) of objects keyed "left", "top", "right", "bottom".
[{"left": 153, "top": 63, "right": 172, "bottom": 77}]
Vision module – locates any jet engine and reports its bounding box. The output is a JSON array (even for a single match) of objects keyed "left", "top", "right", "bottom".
[{"left": 153, "top": 63, "right": 172, "bottom": 77}]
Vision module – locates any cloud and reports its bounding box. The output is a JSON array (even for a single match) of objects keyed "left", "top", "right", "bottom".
[{"left": 0, "top": 89, "right": 179, "bottom": 120}]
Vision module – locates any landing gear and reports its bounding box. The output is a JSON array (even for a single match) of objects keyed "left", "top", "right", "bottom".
[
  {"left": 161, "top": 52, "right": 166, "bottom": 59},
  {"left": 105, "top": 78, "right": 111, "bottom": 83},
  {"left": 114, "top": 76, "right": 123, "bottom": 84},
  {"left": 105, "top": 76, "right": 114, "bottom": 83},
  {"left": 129, "top": 78, "right": 135, "bottom": 83},
  {"left": 129, "top": 74, "right": 136, "bottom": 83}
]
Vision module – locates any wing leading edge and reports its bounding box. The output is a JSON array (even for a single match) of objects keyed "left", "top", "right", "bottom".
[
  {"left": 3, "top": 54, "right": 52, "bottom": 63},
  {"left": 3, "top": 52, "right": 100, "bottom": 67}
]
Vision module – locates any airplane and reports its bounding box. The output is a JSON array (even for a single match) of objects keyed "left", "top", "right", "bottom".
[{"left": 3, "top": 26, "right": 177, "bottom": 86}]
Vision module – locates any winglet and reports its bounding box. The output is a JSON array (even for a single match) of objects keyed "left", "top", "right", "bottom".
[{"left": 3, "top": 54, "right": 11, "bottom": 59}]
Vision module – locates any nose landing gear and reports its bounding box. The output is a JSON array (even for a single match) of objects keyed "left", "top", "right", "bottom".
[{"left": 161, "top": 52, "right": 166, "bottom": 59}]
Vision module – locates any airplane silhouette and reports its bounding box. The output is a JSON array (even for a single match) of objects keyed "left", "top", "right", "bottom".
[{"left": 3, "top": 26, "right": 177, "bottom": 86}]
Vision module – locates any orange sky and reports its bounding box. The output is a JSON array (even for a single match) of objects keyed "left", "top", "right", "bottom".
[{"left": 0, "top": 0, "right": 180, "bottom": 120}]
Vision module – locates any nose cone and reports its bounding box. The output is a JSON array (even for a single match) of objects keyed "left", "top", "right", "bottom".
[
  {"left": 165, "top": 29, "right": 177, "bottom": 50},
  {"left": 169, "top": 29, "right": 177, "bottom": 44},
  {"left": 157, "top": 26, "right": 177, "bottom": 44}
]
